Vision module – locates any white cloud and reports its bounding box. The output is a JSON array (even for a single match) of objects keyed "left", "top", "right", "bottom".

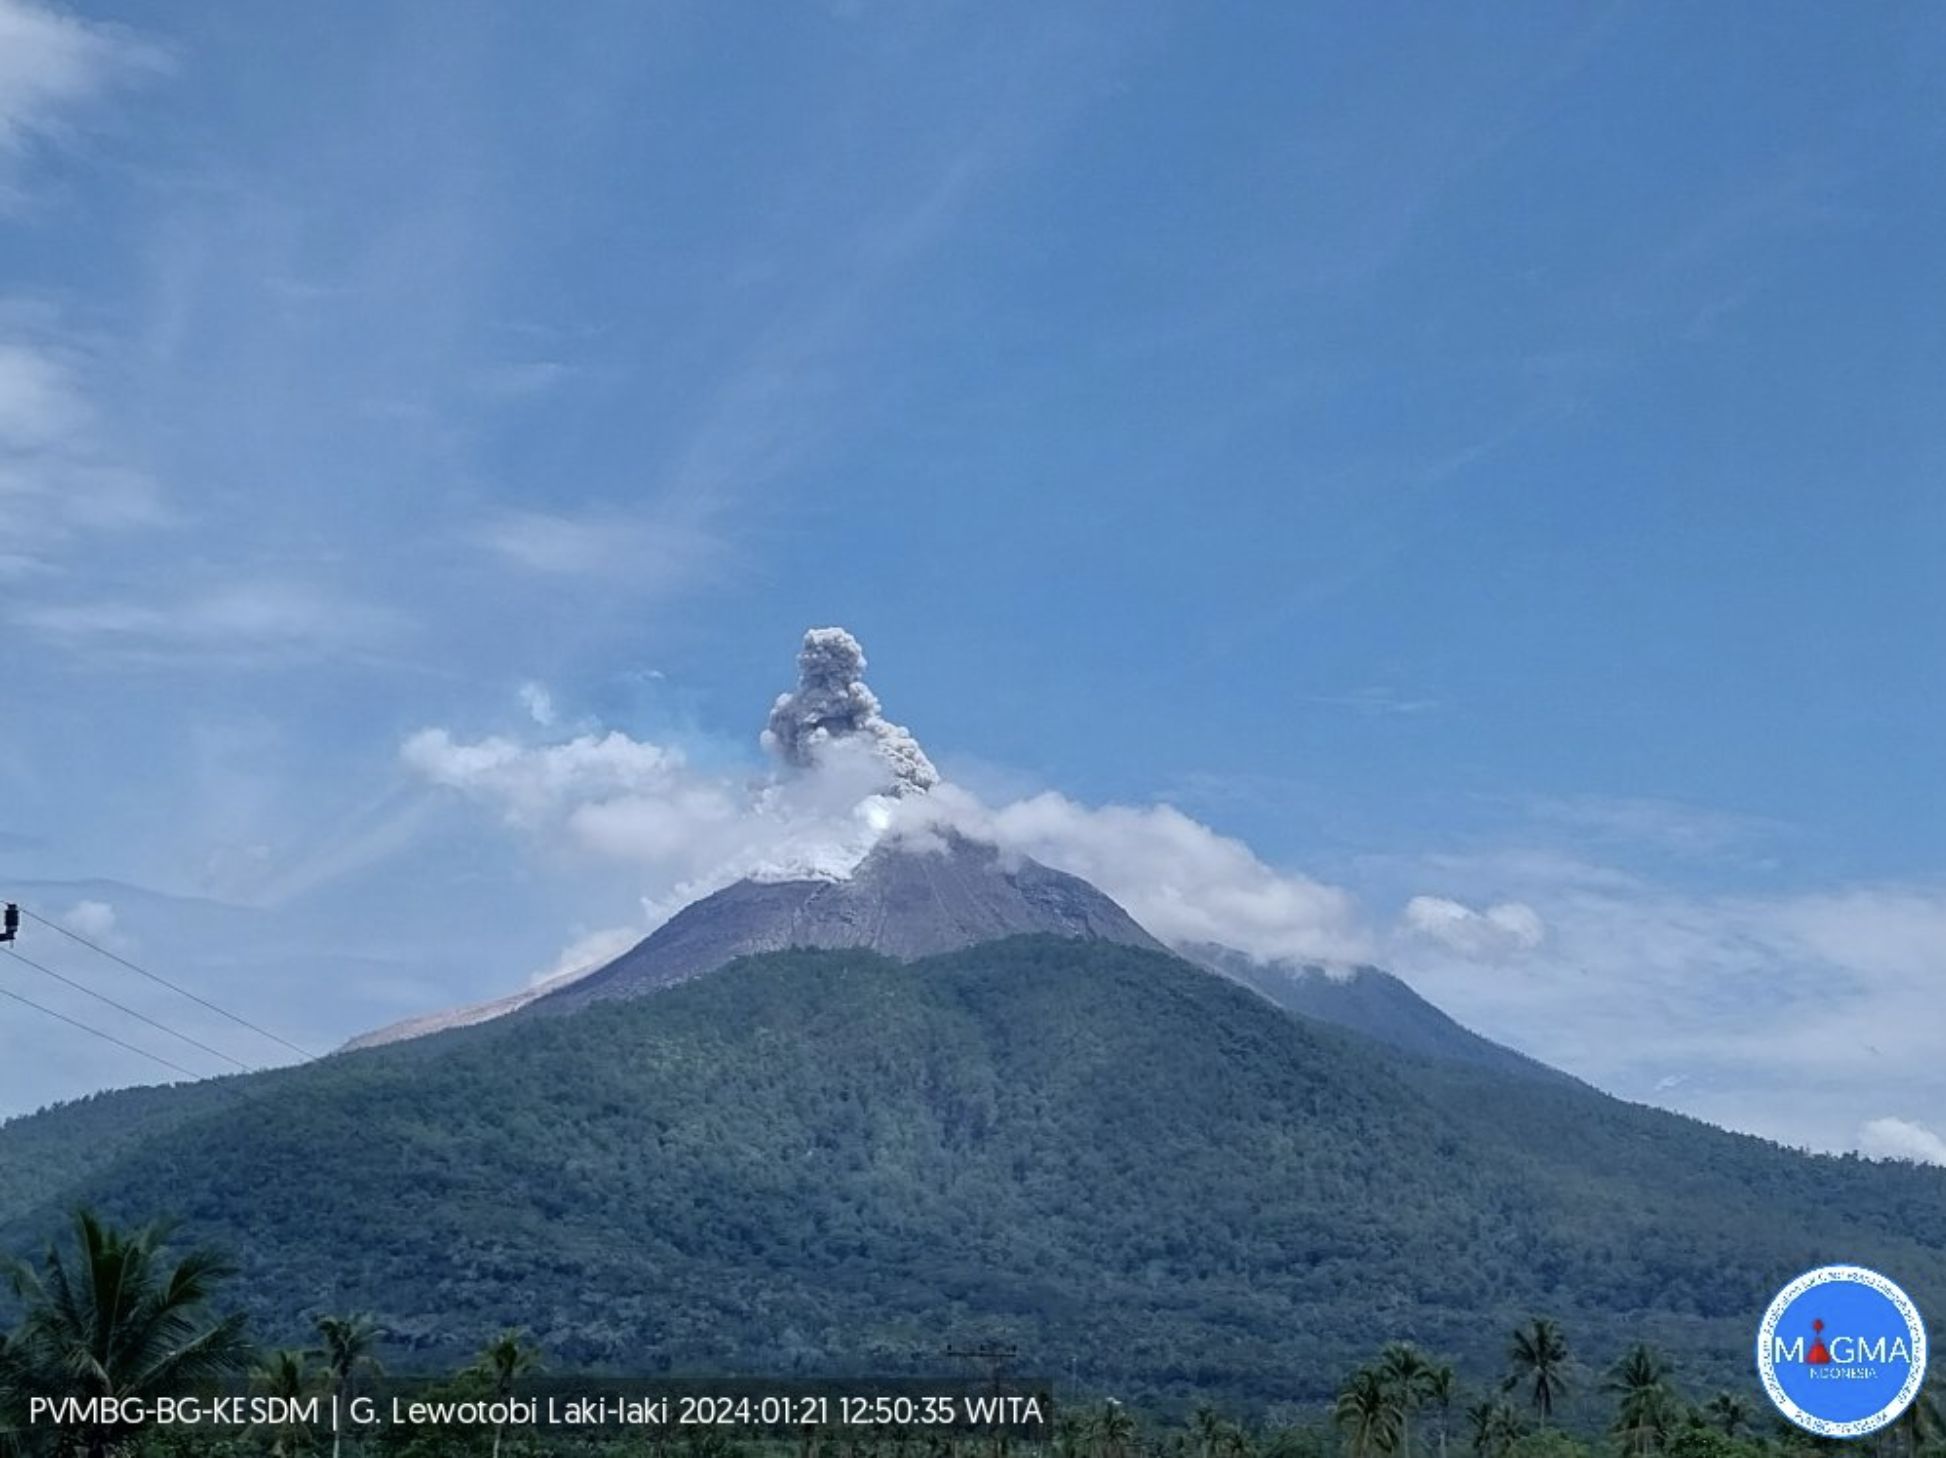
[
  {"left": 470, "top": 507, "right": 725, "bottom": 588},
  {"left": 404, "top": 722, "right": 905, "bottom": 918},
  {"left": 517, "top": 682, "right": 557, "bottom": 727},
  {"left": 0, "top": 0, "right": 162, "bottom": 167},
  {"left": 400, "top": 728, "right": 685, "bottom": 826},
  {"left": 922, "top": 788, "right": 1372, "bottom": 965},
  {"left": 1385, "top": 855, "right": 1946, "bottom": 1154},
  {"left": 402, "top": 713, "right": 1374, "bottom": 967},
  {"left": 1522, "top": 793, "right": 1784, "bottom": 860},
  {"left": 1399, "top": 895, "right": 1545, "bottom": 961},
  {"left": 59, "top": 897, "right": 116, "bottom": 943},
  {"left": 17, "top": 582, "right": 398, "bottom": 659},
  {"left": 0, "top": 334, "right": 169, "bottom": 569},
  {"left": 0, "top": 338, "right": 88, "bottom": 442},
  {"left": 1858, "top": 1118, "right": 1946, "bottom": 1167}
]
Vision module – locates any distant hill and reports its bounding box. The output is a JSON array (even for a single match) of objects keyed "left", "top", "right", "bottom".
[
  {"left": 5, "top": 936, "right": 1943, "bottom": 1415},
  {"left": 1179, "top": 942, "right": 1571, "bottom": 1083}
]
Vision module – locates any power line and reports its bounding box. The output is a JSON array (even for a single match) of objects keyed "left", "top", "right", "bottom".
[
  {"left": 0, "top": 943, "right": 258, "bottom": 1075},
  {"left": 0, "top": 980, "right": 206, "bottom": 1083},
  {"left": 17, "top": 904, "right": 318, "bottom": 1062}
]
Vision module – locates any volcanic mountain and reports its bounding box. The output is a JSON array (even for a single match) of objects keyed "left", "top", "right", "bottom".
[
  {"left": 344, "top": 833, "right": 1166, "bottom": 1048},
  {"left": 9, "top": 934, "right": 1946, "bottom": 1415},
  {"left": 534, "top": 832, "right": 1166, "bottom": 1012},
  {"left": 346, "top": 832, "right": 1548, "bottom": 1084},
  {"left": 8, "top": 626, "right": 1943, "bottom": 1415},
  {"left": 351, "top": 625, "right": 1543, "bottom": 1067}
]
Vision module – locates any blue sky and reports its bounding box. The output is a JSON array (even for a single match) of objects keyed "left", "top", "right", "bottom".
[{"left": 0, "top": 1, "right": 1942, "bottom": 1153}]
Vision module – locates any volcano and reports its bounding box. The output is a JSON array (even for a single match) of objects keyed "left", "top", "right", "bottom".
[{"left": 534, "top": 832, "right": 1167, "bottom": 1013}]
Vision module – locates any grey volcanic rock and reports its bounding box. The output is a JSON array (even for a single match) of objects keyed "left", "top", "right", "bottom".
[
  {"left": 534, "top": 833, "right": 1166, "bottom": 1012},
  {"left": 1178, "top": 941, "right": 1574, "bottom": 1084}
]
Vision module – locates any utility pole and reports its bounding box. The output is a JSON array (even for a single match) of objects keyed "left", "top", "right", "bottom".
[
  {"left": 1, "top": 903, "right": 17, "bottom": 943},
  {"left": 945, "top": 1344, "right": 1018, "bottom": 1458}
]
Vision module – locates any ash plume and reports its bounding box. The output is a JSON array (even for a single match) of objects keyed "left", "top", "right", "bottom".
[{"left": 762, "top": 627, "right": 939, "bottom": 795}]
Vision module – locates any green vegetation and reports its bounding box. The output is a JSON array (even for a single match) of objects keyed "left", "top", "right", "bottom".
[
  {"left": 8, "top": 1222, "right": 1938, "bottom": 1458},
  {"left": 3, "top": 937, "right": 1945, "bottom": 1413},
  {"left": 0, "top": 1212, "right": 253, "bottom": 1457}
]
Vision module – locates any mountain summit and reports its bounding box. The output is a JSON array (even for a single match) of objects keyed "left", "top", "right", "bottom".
[
  {"left": 343, "top": 834, "right": 1163, "bottom": 1048},
  {"left": 531, "top": 833, "right": 1166, "bottom": 1013}
]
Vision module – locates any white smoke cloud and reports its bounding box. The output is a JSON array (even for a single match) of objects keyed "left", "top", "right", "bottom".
[
  {"left": 907, "top": 786, "right": 1371, "bottom": 964},
  {"left": 1858, "top": 1117, "right": 1946, "bottom": 1167},
  {"left": 403, "top": 716, "right": 905, "bottom": 913},
  {"left": 403, "top": 628, "right": 1369, "bottom": 965},
  {"left": 762, "top": 627, "right": 938, "bottom": 794},
  {"left": 1398, "top": 895, "right": 1545, "bottom": 961},
  {"left": 530, "top": 925, "right": 644, "bottom": 989}
]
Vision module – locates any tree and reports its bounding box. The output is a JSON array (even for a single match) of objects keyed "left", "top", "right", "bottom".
[
  {"left": 312, "top": 1313, "right": 382, "bottom": 1458},
  {"left": 1196, "top": 1404, "right": 1230, "bottom": 1458},
  {"left": 1425, "top": 1366, "right": 1457, "bottom": 1458},
  {"left": 1503, "top": 1434, "right": 1592, "bottom": 1458},
  {"left": 252, "top": 1348, "right": 320, "bottom": 1458},
  {"left": 3, "top": 1210, "right": 251, "bottom": 1458},
  {"left": 1504, "top": 1320, "right": 1571, "bottom": 1428},
  {"left": 1891, "top": 1375, "right": 1942, "bottom": 1458},
  {"left": 1467, "top": 1401, "right": 1526, "bottom": 1458},
  {"left": 1702, "top": 1393, "right": 1750, "bottom": 1440},
  {"left": 1053, "top": 1411, "right": 1092, "bottom": 1458},
  {"left": 1466, "top": 1402, "right": 1498, "bottom": 1458},
  {"left": 1338, "top": 1369, "right": 1403, "bottom": 1458},
  {"left": 470, "top": 1329, "right": 544, "bottom": 1458},
  {"left": 1605, "top": 1344, "right": 1674, "bottom": 1458},
  {"left": 1092, "top": 1400, "right": 1138, "bottom": 1458},
  {"left": 1378, "top": 1344, "right": 1437, "bottom": 1458},
  {"left": 0, "top": 1331, "right": 23, "bottom": 1458}
]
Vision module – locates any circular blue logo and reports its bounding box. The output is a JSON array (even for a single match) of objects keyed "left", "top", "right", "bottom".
[{"left": 1757, "top": 1265, "right": 1927, "bottom": 1438}]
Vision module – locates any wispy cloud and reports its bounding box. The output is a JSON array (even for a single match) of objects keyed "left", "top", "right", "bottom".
[
  {"left": 470, "top": 506, "right": 727, "bottom": 588},
  {"left": 1387, "top": 854, "right": 1946, "bottom": 1154},
  {"left": 0, "top": 329, "right": 171, "bottom": 574},
  {"left": 1521, "top": 793, "right": 1788, "bottom": 861},
  {"left": 0, "top": 0, "right": 164, "bottom": 162},
  {"left": 1302, "top": 687, "right": 1441, "bottom": 716},
  {"left": 17, "top": 581, "right": 402, "bottom": 663}
]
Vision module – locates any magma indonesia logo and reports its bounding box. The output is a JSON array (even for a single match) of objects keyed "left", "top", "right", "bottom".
[{"left": 1757, "top": 1265, "right": 1928, "bottom": 1438}]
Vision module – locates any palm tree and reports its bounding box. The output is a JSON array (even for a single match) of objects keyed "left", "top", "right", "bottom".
[
  {"left": 1487, "top": 1407, "right": 1526, "bottom": 1457},
  {"left": 3, "top": 1210, "right": 252, "bottom": 1458},
  {"left": 1464, "top": 1401, "right": 1497, "bottom": 1458},
  {"left": 1053, "top": 1411, "right": 1092, "bottom": 1458},
  {"left": 252, "top": 1349, "right": 320, "bottom": 1458},
  {"left": 313, "top": 1312, "right": 382, "bottom": 1458},
  {"left": 1425, "top": 1366, "right": 1456, "bottom": 1458},
  {"left": 471, "top": 1328, "right": 544, "bottom": 1458},
  {"left": 1465, "top": 1400, "right": 1525, "bottom": 1458},
  {"left": 1891, "top": 1375, "right": 1942, "bottom": 1458},
  {"left": 1195, "top": 1403, "right": 1229, "bottom": 1458},
  {"left": 1605, "top": 1344, "right": 1673, "bottom": 1458},
  {"left": 1337, "top": 1368, "right": 1403, "bottom": 1458},
  {"left": 1504, "top": 1318, "right": 1570, "bottom": 1428},
  {"left": 0, "top": 1331, "right": 25, "bottom": 1458},
  {"left": 1092, "top": 1400, "right": 1138, "bottom": 1458},
  {"left": 1378, "top": 1344, "right": 1437, "bottom": 1458},
  {"left": 1703, "top": 1391, "right": 1750, "bottom": 1439}
]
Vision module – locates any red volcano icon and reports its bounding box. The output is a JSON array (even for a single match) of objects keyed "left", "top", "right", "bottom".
[{"left": 1807, "top": 1318, "right": 1831, "bottom": 1365}]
